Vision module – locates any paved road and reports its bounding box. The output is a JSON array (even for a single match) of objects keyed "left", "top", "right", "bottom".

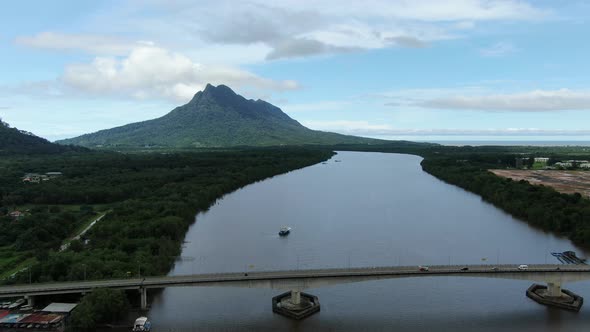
[
  {"left": 59, "top": 212, "right": 108, "bottom": 252},
  {"left": 1, "top": 264, "right": 589, "bottom": 298}
]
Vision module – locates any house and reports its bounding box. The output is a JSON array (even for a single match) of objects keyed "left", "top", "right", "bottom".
[
  {"left": 45, "top": 172, "right": 63, "bottom": 178},
  {"left": 8, "top": 211, "right": 24, "bottom": 219},
  {"left": 22, "top": 173, "right": 41, "bottom": 183},
  {"left": 555, "top": 162, "right": 572, "bottom": 168},
  {"left": 534, "top": 157, "right": 549, "bottom": 163},
  {"left": 22, "top": 172, "right": 61, "bottom": 183}
]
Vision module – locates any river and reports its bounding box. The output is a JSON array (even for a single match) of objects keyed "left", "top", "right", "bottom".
[{"left": 145, "top": 151, "right": 590, "bottom": 331}]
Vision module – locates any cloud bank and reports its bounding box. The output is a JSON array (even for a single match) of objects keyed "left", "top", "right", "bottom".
[
  {"left": 420, "top": 89, "right": 590, "bottom": 111},
  {"left": 303, "top": 120, "right": 590, "bottom": 137}
]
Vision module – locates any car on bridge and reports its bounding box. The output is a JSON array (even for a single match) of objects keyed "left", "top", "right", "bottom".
[
  {"left": 518, "top": 264, "right": 529, "bottom": 270},
  {"left": 418, "top": 266, "right": 429, "bottom": 271},
  {"left": 460, "top": 267, "right": 469, "bottom": 271}
]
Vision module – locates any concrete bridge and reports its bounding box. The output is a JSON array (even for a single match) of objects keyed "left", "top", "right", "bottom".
[{"left": 2, "top": 264, "right": 589, "bottom": 318}]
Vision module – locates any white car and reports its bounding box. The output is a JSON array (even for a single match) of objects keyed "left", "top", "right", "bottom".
[{"left": 518, "top": 264, "right": 528, "bottom": 271}]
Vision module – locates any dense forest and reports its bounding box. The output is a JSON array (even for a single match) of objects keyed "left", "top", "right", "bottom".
[
  {"left": 2, "top": 141, "right": 590, "bottom": 285},
  {"left": 0, "top": 148, "right": 333, "bottom": 283},
  {"left": 0, "top": 119, "right": 84, "bottom": 155},
  {"left": 421, "top": 156, "right": 590, "bottom": 246}
]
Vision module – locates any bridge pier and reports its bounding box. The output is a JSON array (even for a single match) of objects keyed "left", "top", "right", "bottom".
[
  {"left": 547, "top": 282, "right": 562, "bottom": 297},
  {"left": 140, "top": 288, "right": 148, "bottom": 310},
  {"left": 291, "top": 290, "right": 301, "bottom": 305},
  {"left": 526, "top": 283, "right": 583, "bottom": 311},
  {"left": 24, "top": 295, "right": 34, "bottom": 307},
  {"left": 272, "top": 290, "right": 320, "bottom": 320}
]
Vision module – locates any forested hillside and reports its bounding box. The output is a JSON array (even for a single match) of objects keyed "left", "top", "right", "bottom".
[{"left": 0, "top": 119, "right": 82, "bottom": 155}]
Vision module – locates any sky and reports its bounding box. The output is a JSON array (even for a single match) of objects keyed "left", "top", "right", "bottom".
[{"left": 1, "top": 0, "right": 590, "bottom": 142}]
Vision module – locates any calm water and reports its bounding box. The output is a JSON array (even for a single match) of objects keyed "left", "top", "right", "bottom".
[{"left": 145, "top": 151, "right": 590, "bottom": 331}]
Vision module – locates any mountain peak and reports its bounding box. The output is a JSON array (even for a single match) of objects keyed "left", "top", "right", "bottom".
[
  {"left": 190, "top": 84, "right": 238, "bottom": 104},
  {"left": 57, "top": 83, "right": 380, "bottom": 148},
  {"left": 203, "top": 83, "right": 236, "bottom": 96}
]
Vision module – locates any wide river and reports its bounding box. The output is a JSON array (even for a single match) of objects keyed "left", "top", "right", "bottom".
[{"left": 146, "top": 151, "right": 590, "bottom": 331}]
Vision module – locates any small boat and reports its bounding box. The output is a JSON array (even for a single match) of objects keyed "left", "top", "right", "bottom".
[
  {"left": 132, "top": 317, "right": 151, "bottom": 331},
  {"left": 279, "top": 227, "right": 291, "bottom": 236}
]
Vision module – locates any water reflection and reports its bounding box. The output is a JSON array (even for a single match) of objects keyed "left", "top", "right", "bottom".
[{"left": 147, "top": 152, "right": 590, "bottom": 331}]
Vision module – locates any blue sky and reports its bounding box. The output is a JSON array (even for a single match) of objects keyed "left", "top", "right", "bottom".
[{"left": 1, "top": 0, "right": 590, "bottom": 141}]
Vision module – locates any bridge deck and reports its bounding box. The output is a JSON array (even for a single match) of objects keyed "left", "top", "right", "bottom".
[{"left": 1, "top": 264, "right": 589, "bottom": 298}]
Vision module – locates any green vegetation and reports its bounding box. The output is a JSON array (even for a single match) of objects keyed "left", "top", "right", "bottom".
[
  {"left": 57, "top": 84, "right": 382, "bottom": 149},
  {"left": 421, "top": 157, "right": 590, "bottom": 246},
  {"left": 67, "top": 288, "right": 129, "bottom": 331},
  {"left": 0, "top": 204, "right": 106, "bottom": 280},
  {"left": 532, "top": 161, "right": 546, "bottom": 169},
  {"left": 0, "top": 118, "right": 83, "bottom": 155},
  {"left": 0, "top": 148, "right": 333, "bottom": 284},
  {"left": 3, "top": 140, "right": 589, "bottom": 282}
]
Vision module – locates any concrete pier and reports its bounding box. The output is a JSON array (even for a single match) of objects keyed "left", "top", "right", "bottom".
[
  {"left": 526, "top": 283, "right": 583, "bottom": 311},
  {"left": 140, "top": 288, "right": 148, "bottom": 310},
  {"left": 272, "top": 290, "right": 320, "bottom": 320}
]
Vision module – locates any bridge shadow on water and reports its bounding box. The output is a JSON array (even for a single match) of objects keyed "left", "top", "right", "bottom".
[{"left": 138, "top": 310, "right": 590, "bottom": 332}]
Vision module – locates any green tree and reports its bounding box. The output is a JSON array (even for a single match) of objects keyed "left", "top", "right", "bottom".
[{"left": 68, "top": 288, "right": 129, "bottom": 331}]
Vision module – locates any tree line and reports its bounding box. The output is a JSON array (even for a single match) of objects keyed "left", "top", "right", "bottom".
[{"left": 0, "top": 148, "right": 333, "bottom": 284}]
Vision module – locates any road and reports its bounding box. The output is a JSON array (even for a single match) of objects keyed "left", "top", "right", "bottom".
[{"left": 1, "top": 264, "right": 589, "bottom": 298}]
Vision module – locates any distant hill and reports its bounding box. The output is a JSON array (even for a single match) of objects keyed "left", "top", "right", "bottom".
[
  {"left": 57, "top": 84, "right": 385, "bottom": 149},
  {"left": 0, "top": 119, "right": 82, "bottom": 155}
]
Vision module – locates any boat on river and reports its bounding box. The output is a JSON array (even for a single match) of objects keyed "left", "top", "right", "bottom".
[
  {"left": 279, "top": 227, "right": 291, "bottom": 236},
  {"left": 132, "top": 316, "right": 151, "bottom": 331}
]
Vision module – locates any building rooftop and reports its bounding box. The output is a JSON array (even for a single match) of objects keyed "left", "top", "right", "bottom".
[{"left": 41, "top": 302, "right": 78, "bottom": 313}]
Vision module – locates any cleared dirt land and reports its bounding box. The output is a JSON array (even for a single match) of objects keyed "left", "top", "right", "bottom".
[{"left": 490, "top": 169, "right": 590, "bottom": 198}]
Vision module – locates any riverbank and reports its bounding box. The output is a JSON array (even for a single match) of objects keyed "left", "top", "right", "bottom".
[
  {"left": 324, "top": 143, "right": 590, "bottom": 248},
  {"left": 1, "top": 148, "right": 334, "bottom": 285},
  {"left": 420, "top": 157, "right": 590, "bottom": 248}
]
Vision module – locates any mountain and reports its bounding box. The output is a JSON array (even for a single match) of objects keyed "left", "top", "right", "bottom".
[
  {"left": 57, "top": 84, "right": 383, "bottom": 149},
  {"left": 0, "top": 119, "right": 81, "bottom": 155}
]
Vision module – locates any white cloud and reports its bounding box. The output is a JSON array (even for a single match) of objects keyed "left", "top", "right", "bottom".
[
  {"left": 300, "top": 121, "right": 590, "bottom": 137},
  {"left": 103, "top": 0, "right": 548, "bottom": 60},
  {"left": 368, "top": 128, "right": 590, "bottom": 136},
  {"left": 302, "top": 120, "right": 394, "bottom": 135},
  {"left": 60, "top": 44, "right": 299, "bottom": 102},
  {"left": 15, "top": 32, "right": 137, "bottom": 55},
  {"left": 420, "top": 89, "right": 590, "bottom": 111},
  {"left": 266, "top": 38, "right": 358, "bottom": 60},
  {"left": 479, "top": 42, "right": 517, "bottom": 57},
  {"left": 386, "top": 36, "right": 428, "bottom": 48},
  {"left": 281, "top": 101, "right": 353, "bottom": 113},
  {"left": 293, "top": 0, "right": 546, "bottom": 21}
]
